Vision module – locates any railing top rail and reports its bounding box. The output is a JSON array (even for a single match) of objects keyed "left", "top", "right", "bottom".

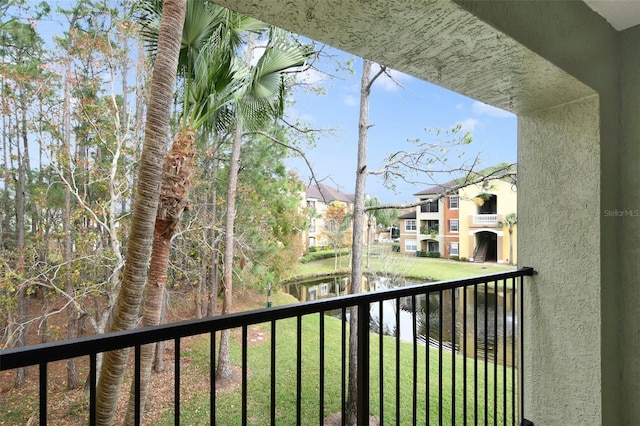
[{"left": 0, "top": 267, "right": 533, "bottom": 371}]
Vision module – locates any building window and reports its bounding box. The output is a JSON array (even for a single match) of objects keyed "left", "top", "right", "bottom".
[
  {"left": 309, "top": 218, "right": 316, "bottom": 232},
  {"left": 449, "top": 219, "right": 459, "bottom": 233},
  {"left": 405, "top": 219, "right": 417, "bottom": 231},
  {"left": 421, "top": 201, "right": 438, "bottom": 213},
  {"left": 405, "top": 239, "right": 417, "bottom": 252},
  {"left": 450, "top": 242, "right": 459, "bottom": 256},
  {"left": 320, "top": 284, "right": 328, "bottom": 296},
  {"left": 449, "top": 196, "right": 459, "bottom": 209}
]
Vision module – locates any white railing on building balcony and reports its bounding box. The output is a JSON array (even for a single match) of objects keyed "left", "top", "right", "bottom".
[{"left": 474, "top": 214, "right": 499, "bottom": 225}]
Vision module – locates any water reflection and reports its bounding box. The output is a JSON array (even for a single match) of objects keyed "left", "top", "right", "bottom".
[{"left": 282, "top": 275, "right": 517, "bottom": 366}]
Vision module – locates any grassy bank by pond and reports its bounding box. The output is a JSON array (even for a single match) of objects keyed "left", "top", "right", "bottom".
[
  {"left": 289, "top": 250, "right": 514, "bottom": 283},
  {"left": 160, "top": 296, "right": 516, "bottom": 425}
]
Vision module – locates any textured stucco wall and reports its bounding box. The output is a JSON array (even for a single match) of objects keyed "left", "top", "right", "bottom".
[
  {"left": 620, "top": 24, "right": 640, "bottom": 422},
  {"left": 519, "top": 97, "right": 601, "bottom": 423}
]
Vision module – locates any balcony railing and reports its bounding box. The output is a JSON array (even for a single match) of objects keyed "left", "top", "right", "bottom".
[
  {"left": 473, "top": 214, "right": 500, "bottom": 226},
  {"left": 0, "top": 268, "right": 534, "bottom": 425}
]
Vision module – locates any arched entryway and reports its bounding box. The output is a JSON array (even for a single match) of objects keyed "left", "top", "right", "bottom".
[{"left": 473, "top": 231, "right": 497, "bottom": 263}]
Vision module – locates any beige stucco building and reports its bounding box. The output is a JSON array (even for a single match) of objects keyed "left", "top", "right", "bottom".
[
  {"left": 400, "top": 176, "right": 517, "bottom": 264},
  {"left": 215, "top": 1, "right": 640, "bottom": 424}
]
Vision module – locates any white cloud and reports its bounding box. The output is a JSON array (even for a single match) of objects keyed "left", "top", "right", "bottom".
[
  {"left": 343, "top": 94, "right": 358, "bottom": 107},
  {"left": 286, "top": 107, "right": 314, "bottom": 123},
  {"left": 457, "top": 118, "right": 480, "bottom": 132},
  {"left": 472, "top": 101, "right": 514, "bottom": 118}
]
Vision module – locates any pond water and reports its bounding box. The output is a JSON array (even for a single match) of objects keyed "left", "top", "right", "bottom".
[{"left": 282, "top": 275, "right": 517, "bottom": 366}]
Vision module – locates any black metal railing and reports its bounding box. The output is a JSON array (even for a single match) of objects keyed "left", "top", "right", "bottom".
[{"left": 0, "top": 267, "right": 534, "bottom": 425}]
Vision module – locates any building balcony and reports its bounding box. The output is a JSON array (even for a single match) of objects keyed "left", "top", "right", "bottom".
[
  {"left": 470, "top": 214, "right": 503, "bottom": 228},
  {"left": 0, "top": 269, "right": 534, "bottom": 425}
]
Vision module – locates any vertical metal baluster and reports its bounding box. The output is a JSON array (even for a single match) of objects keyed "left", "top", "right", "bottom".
[
  {"left": 90, "top": 353, "right": 96, "bottom": 426},
  {"left": 214, "top": 330, "right": 216, "bottom": 425},
  {"left": 134, "top": 346, "right": 141, "bottom": 426},
  {"left": 342, "top": 307, "right": 346, "bottom": 426},
  {"left": 494, "top": 281, "right": 498, "bottom": 426},
  {"left": 379, "top": 301, "right": 384, "bottom": 424},
  {"left": 511, "top": 278, "right": 516, "bottom": 426},
  {"left": 438, "top": 290, "right": 443, "bottom": 426},
  {"left": 518, "top": 274, "right": 525, "bottom": 423},
  {"left": 39, "top": 362, "right": 47, "bottom": 426},
  {"left": 452, "top": 288, "right": 456, "bottom": 425},
  {"left": 242, "top": 325, "right": 248, "bottom": 426},
  {"left": 357, "top": 301, "right": 370, "bottom": 426},
  {"left": 474, "top": 284, "right": 479, "bottom": 426},
  {"left": 320, "top": 313, "right": 325, "bottom": 425},
  {"left": 412, "top": 294, "right": 418, "bottom": 423},
  {"left": 211, "top": 331, "right": 216, "bottom": 426},
  {"left": 297, "top": 315, "right": 302, "bottom": 426},
  {"left": 175, "top": 338, "right": 181, "bottom": 426},
  {"left": 463, "top": 286, "right": 468, "bottom": 424},
  {"left": 271, "top": 320, "right": 277, "bottom": 425},
  {"left": 484, "top": 282, "right": 489, "bottom": 426},
  {"left": 503, "top": 279, "right": 508, "bottom": 425},
  {"left": 396, "top": 297, "right": 401, "bottom": 424},
  {"left": 426, "top": 292, "right": 431, "bottom": 426}
]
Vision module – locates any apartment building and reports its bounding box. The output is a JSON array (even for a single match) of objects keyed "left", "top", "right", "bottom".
[
  {"left": 399, "top": 174, "right": 517, "bottom": 264},
  {"left": 302, "top": 183, "right": 355, "bottom": 250}
]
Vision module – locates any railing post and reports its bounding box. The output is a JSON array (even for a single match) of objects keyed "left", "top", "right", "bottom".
[
  {"left": 519, "top": 268, "right": 535, "bottom": 426},
  {"left": 357, "top": 301, "right": 370, "bottom": 426}
]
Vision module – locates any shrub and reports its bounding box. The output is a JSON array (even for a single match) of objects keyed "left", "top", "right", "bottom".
[
  {"left": 392, "top": 244, "right": 400, "bottom": 253},
  {"left": 416, "top": 251, "right": 440, "bottom": 258},
  {"left": 449, "top": 256, "right": 460, "bottom": 261},
  {"left": 417, "top": 251, "right": 441, "bottom": 258},
  {"left": 300, "top": 248, "right": 350, "bottom": 263}
]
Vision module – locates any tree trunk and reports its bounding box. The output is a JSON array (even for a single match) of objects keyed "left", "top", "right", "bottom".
[
  {"left": 346, "top": 58, "right": 373, "bottom": 425},
  {"left": 123, "top": 221, "right": 171, "bottom": 424},
  {"left": 13, "top": 105, "right": 27, "bottom": 389},
  {"left": 124, "top": 127, "right": 196, "bottom": 424},
  {"left": 94, "top": 1, "right": 186, "bottom": 424},
  {"left": 217, "top": 119, "right": 243, "bottom": 381},
  {"left": 153, "top": 288, "right": 168, "bottom": 373},
  {"left": 63, "top": 50, "right": 80, "bottom": 390},
  {"left": 509, "top": 229, "right": 514, "bottom": 266},
  {"left": 208, "top": 155, "right": 220, "bottom": 317}
]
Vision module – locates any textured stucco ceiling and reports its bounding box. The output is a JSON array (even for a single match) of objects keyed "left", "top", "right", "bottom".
[
  {"left": 213, "top": 0, "right": 595, "bottom": 115},
  {"left": 583, "top": 0, "right": 640, "bottom": 31}
]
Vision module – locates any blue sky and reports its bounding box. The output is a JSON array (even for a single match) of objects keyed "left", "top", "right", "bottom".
[{"left": 286, "top": 45, "right": 517, "bottom": 205}]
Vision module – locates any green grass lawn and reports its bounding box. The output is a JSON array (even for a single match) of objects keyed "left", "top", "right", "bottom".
[
  {"left": 291, "top": 248, "right": 514, "bottom": 282},
  {"left": 159, "top": 312, "right": 517, "bottom": 425}
]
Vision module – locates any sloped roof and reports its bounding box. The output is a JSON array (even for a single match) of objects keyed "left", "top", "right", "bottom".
[
  {"left": 414, "top": 164, "right": 517, "bottom": 197},
  {"left": 306, "top": 183, "right": 355, "bottom": 204},
  {"left": 398, "top": 211, "right": 417, "bottom": 219},
  {"left": 414, "top": 179, "right": 458, "bottom": 196}
]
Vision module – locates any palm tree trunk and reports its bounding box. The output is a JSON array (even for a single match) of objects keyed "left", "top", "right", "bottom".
[
  {"left": 124, "top": 127, "right": 196, "bottom": 424},
  {"left": 509, "top": 229, "right": 514, "bottom": 266},
  {"left": 123, "top": 220, "right": 172, "bottom": 424},
  {"left": 94, "top": 1, "right": 186, "bottom": 424}
]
